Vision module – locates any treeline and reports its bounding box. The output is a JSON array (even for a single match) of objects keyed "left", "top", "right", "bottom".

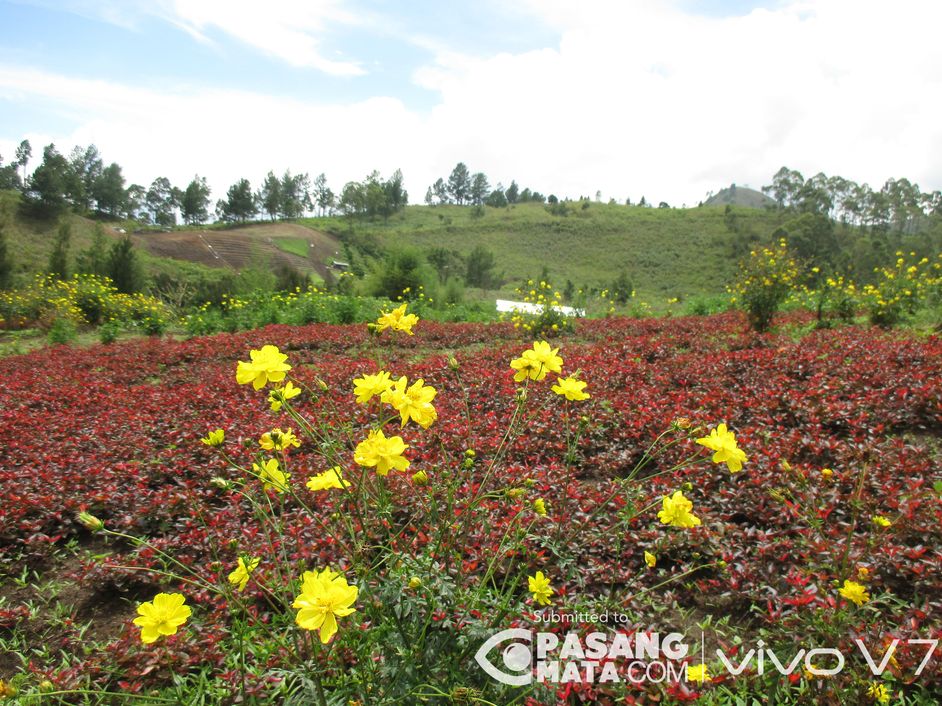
[
  {"left": 0, "top": 138, "right": 407, "bottom": 225},
  {"left": 763, "top": 167, "right": 942, "bottom": 234},
  {"left": 425, "top": 162, "right": 549, "bottom": 208}
]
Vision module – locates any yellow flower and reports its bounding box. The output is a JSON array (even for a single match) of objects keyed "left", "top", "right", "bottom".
[
  {"left": 686, "top": 663, "right": 711, "bottom": 682},
  {"left": 236, "top": 345, "right": 291, "bottom": 390},
  {"left": 132, "top": 592, "right": 192, "bottom": 644},
  {"left": 253, "top": 458, "right": 290, "bottom": 493},
  {"left": 228, "top": 556, "right": 260, "bottom": 592},
  {"left": 293, "top": 568, "right": 358, "bottom": 644},
  {"left": 354, "top": 429, "right": 410, "bottom": 476},
  {"left": 380, "top": 376, "right": 438, "bottom": 429},
  {"left": 268, "top": 381, "right": 301, "bottom": 411},
  {"left": 259, "top": 428, "right": 301, "bottom": 451},
  {"left": 838, "top": 579, "right": 870, "bottom": 606},
  {"left": 533, "top": 498, "right": 547, "bottom": 516},
  {"left": 821, "top": 468, "right": 833, "bottom": 479},
  {"left": 411, "top": 470, "right": 429, "bottom": 485},
  {"left": 200, "top": 429, "right": 225, "bottom": 447},
  {"left": 867, "top": 682, "right": 890, "bottom": 704},
  {"left": 696, "top": 423, "right": 747, "bottom": 473},
  {"left": 644, "top": 551, "right": 656, "bottom": 568},
  {"left": 352, "top": 370, "right": 393, "bottom": 404},
  {"left": 510, "top": 341, "right": 563, "bottom": 383},
  {"left": 528, "top": 570, "right": 553, "bottom": 605},
  {"left": 657, "top": 490, "right": 702, "bottom": 528},
  {"left": 873, "top": 515, "right": 892, "bottom": 528},
  {"left": 510, "top": 354, "right": 544, "bottom": 382},
  {"left": 375, "top": 303, "right": 419, "bottom": 335},
  {"left": 552, "top": 376, "right": 590, "bottom": 401},
  {"left": 306, "top": 467, "right": 351, "bottom": 491},
  {"left": 408, "top": 576, "right": 423, "bottom": 589}
]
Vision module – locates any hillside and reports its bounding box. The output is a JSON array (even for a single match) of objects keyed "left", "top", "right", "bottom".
[
  {"left": 703, "top": 184, "right": 775, "bottom": 209},
  {"left": 305, "top": 202, "right": 787, "bottom": 301}
]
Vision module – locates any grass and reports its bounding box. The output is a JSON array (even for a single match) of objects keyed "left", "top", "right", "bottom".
[{"left": 271, "top": 236, "right": 311, "bottom": 259}]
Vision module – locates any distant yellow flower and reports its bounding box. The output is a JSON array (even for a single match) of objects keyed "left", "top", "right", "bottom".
[
  {"left": 353, "top": 370, "right": 393, "bottom": 404},
  {"left": 200, "top": 429, "right": 225, "bottom": 447},
  {"left": 375, "top": 303, "right": 419, "bottom": 335},
  {"left": 873, "top": 515, "right": 892, "bottom": 528},
  {"left": 552, "top": 376, "right": 590, "bottom": 401},
  {"left": 696, "top": 423, "right": 747, "bottom": 472},
  {"left": 533, "top": 498, "right": 547, "bottom": 516},
  {"left": 253, "top": 458, "right": 290, "bottom": 493},
  {"left": 228, "top": 556, "right": 260, "bottom": 592},
  {"left": 838, "top": 579, "right": 870, "bottom": 606},
  {"left": 644, "top": 551, "right": 656, "bottom": 568},
  {"left": 657, "top": 490, "right": 701, "bottom": 528},
  {"left": 408, "top": 576, "right": 423, "bottom": 589},
  {"left": 236, "top": 345, "right": 291, "bottom": 390},
  {"left": 293, "top": 568, "right": 358, "bottom": 644},
  {"left": 821, "top": 468, "right": 833, "bottom": 479},
  {"left": 268, "top": 381, "right": 301, "bottom": 411},
  {"left": 259, "top": 428, "right": 301, "bottom": 451},
  {"left": 867, "top": 682, "right": 890, "bottom": 704},
  {"left": 306, "top": 467, "right": 351, "bottom": 491},
  {"left": 528, "top": 570, "right": 553, "bottom": 605},
  {"left": 133, "top": 593, "right": 191, "bottom": 644},
  {"left": 354, "top": 429, "right": 410, "bottom": 476},
  {"left": 857, "top": 566, "right": 870, "bottom": 581},
  {"left": 381, "top": 376, "right": 438, "bottom": 429},
  {"left": 686, "top": 663, "right": 711, "bottom": 682}
]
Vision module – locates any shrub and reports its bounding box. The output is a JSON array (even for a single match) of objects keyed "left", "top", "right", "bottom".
[{"left": 729, "top": 238, "right": 800, "bottom": 332}]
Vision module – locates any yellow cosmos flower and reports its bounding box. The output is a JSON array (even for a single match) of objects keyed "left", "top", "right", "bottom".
[
  {"left": 686, "top": 663, "right": 712, "bottom": 682},
  {"left": 133, "top": 592, "right": 191, "bottom": 644},
  {"left": 380, "top": 376, "right": 438, "bottom": 429},
  {"left": 644, "top": 551, "right": 656, "bottom": 568},
  {"left": 838, "top": 579, "right": 870, "bottom": 606},
  {"left": 873, "top": 515, "right": 892, "bottom": 528},
  {"left": 77, "top": 511, "right": 105, "bottom": 531},
  {"left": 200, "top": 429, "right": 225, "bottom": 447},
  {"left": 528, "top": 570, "right": 554, "bottom": 606},
  {"left": 867, "top": 682, "right": 890, "bottom": 704},
  {"left": 354, "top": 429, "right": 410, "bottom": 476},
  {"left": 657, "top": 490, "right": 702, "bottom": 528},
  {"left": 268, "top": 381, "right": 301, "bottom": 411},
  {"left": 228, "top": 556, "right": 260, "bottom": 592},
  {"left": 820, "top": 468, "right": 833, "bottom": 479},
  {"left": 293, "top": 568, "right": 358, "bottom": 644},
  {"left": 533, "top": 498, "right": 547, "bottom": 516},
  {"left": 259, "top": 428, "right": 301, "bottom": 451},
  {"left": 306, "top": 467, "right": 351, "bottom": 491},
  {"left": 352, "top": 370, "right": 393, "bottom": 404},
  {"left": 510, "top": 341, "right": 564, "bottom": 382},
  {"left": 696, "top": 423, "right": 748, "bottom": 473},
  {"left": 375, "top": 303, "right": 419, "bottom": 335},
  {"left": 552, "top": 376, "right": 590, "bottom": 401},
  {"left": 236, "top": 345, "right": 291, "bottom": 390},
  {"left": 253, "top": 458, "right": 290, "bottom": 493}
]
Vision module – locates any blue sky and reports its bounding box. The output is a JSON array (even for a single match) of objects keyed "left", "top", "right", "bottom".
[{"left": 1, "top": 0, "right": 940, "bottom": 206}]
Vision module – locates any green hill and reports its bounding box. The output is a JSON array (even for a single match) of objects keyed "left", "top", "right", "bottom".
[
  {"left": 704, "top": 184, "right": 775, "bottom": 209},
  {"left": 304, "top": 202, "right": 786, "bottom": 301}
]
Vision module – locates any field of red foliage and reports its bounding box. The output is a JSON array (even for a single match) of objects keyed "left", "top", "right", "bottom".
[{"left": 1, "top": 312, "right": 941, "bottom": 702}]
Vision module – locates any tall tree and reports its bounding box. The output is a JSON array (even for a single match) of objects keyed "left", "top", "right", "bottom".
[
  {"left": 259, "top": 171, "right": 282, "bottom": 220},
  {"left": 432, "top": 178, "right": 449, "bottom": 205},
  {"left": 181, "top": 175, "right": 211, "bottom": 225},
  {"left": 218, "top": 179, "right": 257, "bottom": 223},
  {"left": 313, "top": 173, "right": 333, "bottom": 216},
  {"left": 470, "top": 172, "right": 489, "bottom": 206},
  {"left": 28, "top": 144, "right": 71, "bottom": 218},
  {"left": 107, "top": 235, "right": 140, "bottom": 293},
  {"left": 448, "top": 162, "right": 471, "bottom": 205},
  {"left": 67, "top": 145, "right": 103, "bottom": 211},
  {"left": 92, "top": 163, "right": 127, "bottom": 216},
  {"left": 15, "top": 139, "right": 31, "bottom": 187},
  {"left": 280, "top": 171, "right": 311, "bottom": 219},
  {"left": 48, "top": 220, "right": 71, "bottom": 280},
  {"left": 146, "top": 177, "right": 180, "bottom": 227},
  {"left": 465, "top": 245, "right": 499, "bottom": 289},
  {"left": 505, "top": 180, "right": 519, "bottom": 204}
]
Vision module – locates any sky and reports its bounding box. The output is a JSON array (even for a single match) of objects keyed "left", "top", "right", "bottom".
[{"left": 1, "top": 0, "right": 941, "bottom": 208}]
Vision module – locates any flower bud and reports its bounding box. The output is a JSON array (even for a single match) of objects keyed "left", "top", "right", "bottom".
[
  {"left": 408, "top": 576, "right": 423, "bottom": 589},
  {"left": 448, "top": 356, "right": 459, "bottom": 371},
  {"left": 411, "top": 470, "right": 429, "bottom": 486},
  {"left": 210, "top": 476, "right": 232, "bottom": 489},
  {"left": 77, "top": 511, "right": 104, "bottom": 532}
]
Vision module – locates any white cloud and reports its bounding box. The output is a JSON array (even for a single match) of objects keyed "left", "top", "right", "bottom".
[{"left": 2, "top": 0, "right": 942, "bottom": 206}]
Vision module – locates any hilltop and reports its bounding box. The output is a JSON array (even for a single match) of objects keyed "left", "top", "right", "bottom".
[{"left": 703, "top": 184, "right": 775, "bottom": 209}]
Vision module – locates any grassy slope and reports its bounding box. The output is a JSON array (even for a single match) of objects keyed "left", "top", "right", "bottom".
[{"left": 304, "top": 202, "right": 786, "bottom": 300}]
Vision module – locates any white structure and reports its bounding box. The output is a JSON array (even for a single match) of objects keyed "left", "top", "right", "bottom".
[{"left": 495, "top": 299, "right": 585, "bottom": 318}]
